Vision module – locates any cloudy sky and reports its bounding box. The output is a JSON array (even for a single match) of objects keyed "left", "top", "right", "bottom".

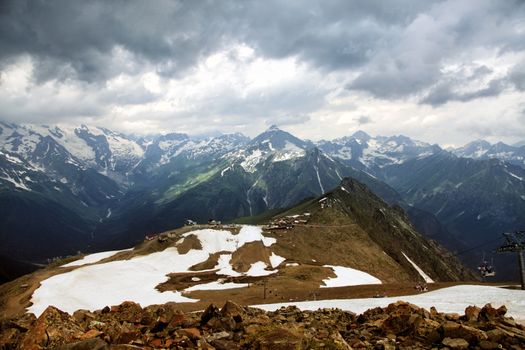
[{"left": 1, "top": 0, "right": 524, "bottom": 146}]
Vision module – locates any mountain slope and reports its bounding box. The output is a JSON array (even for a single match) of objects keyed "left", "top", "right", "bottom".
[
  {"left": 381, "top": 152, "right": 525, "bottom": 279},
  {"left": 0, "top": 178, "right": 474, "bottom": 319},
  {"left": 273, "top": 177, "right": 475, "bottom": 282}
]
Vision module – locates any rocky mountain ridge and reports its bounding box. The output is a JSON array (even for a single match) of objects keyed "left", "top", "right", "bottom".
[{"left": 1, "top": 299, "right": 523, "bottom": 349}]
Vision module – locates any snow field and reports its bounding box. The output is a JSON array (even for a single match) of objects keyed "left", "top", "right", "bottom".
[
  {"left": 28, "top": 226, "right": 279, "bottom": 316},
  {"left": 62, "top": 248, "right": 133, "bottom": 267},
  {"left": 321, "top": 265, "right": 382, "bottom": 288},
  {"left": 255, "top": 285, "right": 525, "bottom": 320}
]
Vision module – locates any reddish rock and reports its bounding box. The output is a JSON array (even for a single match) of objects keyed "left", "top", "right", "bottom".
[
  {"left": 113, "top": 301, "right": 143, "bottom": 323},
  {"left": 178, "top": 327, "right": 201, "bottom": 340},
  {"left": 20, "top": 306, "right": 84, "bottom": 349},
  {"left": 80, "top": 329, "right": 103, "bottom": 340},
  {"left": 464, "top": 305, "right": 481, "bottom": 322}
]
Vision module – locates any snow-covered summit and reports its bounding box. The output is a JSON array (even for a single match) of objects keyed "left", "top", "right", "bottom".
[
  {"left": 317, "top": 131, "right": 441, "bottom": 173},
  {"left": 452, "top": 139, "right": 525, "bottom": 168}
]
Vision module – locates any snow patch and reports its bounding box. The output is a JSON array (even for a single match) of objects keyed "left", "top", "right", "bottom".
[
  {"left": 254, "top": 285, "right": 525, "bottom": 320},
  {"left": 269, "top": 252, "right": 286, "bottom": 268},
  {"left": 402, "top": 252, "right": 434, "bottom": 283},
  {"left": 240, "top": 149, "right": 264, "bottom": 173},
  {"left": 29, "top": 226, "right": 276, "bottom": 316},
  {"left": 62, "top": 249, "right": 133, "bottom": 267},
  {"left": 184, "top": 281, "right": 249, "bottom": 292},
  {"left": 246, "top": 261, "right": 277, "bottom": 276},
  {"left": 321, "top": 265, "right": 381, "bottom": 288}
]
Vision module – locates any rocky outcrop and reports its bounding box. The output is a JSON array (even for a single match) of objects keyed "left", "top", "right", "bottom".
[{"left": 0, "top": 300, "right": 523, "bottom": 349}]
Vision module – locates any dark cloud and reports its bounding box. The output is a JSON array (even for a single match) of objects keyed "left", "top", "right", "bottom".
[
  {"left": 355, "top": 115, "right": 372, "bottom": 125},
  {"left": 510, "top": 62, "right": 525, "bottom": 91}
]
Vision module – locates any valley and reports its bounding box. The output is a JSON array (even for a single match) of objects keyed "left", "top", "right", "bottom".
[{"left": 0, "top": 122, "right": 523, "bottom": 282}]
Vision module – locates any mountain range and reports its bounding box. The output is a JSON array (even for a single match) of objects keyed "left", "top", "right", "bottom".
[{"left": 0, "top": 121, "right": 524, "bottom": 281}]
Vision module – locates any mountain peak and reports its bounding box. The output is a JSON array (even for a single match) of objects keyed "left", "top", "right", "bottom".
[
  {"left": 351, "top": 130, "right": 371, "bottom": 141},
  {"left": 266, "top": 124, "right": 281, "bottom": 132}
]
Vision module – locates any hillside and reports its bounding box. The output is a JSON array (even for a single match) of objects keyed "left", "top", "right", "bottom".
[{"left": 0, "top": 178, "right": 475, "bottom": 320}]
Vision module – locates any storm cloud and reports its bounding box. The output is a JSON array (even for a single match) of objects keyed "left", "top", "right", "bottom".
[{"left": 0, "top": 0, "right": 524, "bottom": 144}]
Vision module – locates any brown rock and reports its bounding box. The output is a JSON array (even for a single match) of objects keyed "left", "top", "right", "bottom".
[
  {"left": 21, "top": 306, "right": 84, "bottom": 349},
  {"left": 114, "top": 325, "right": 140, "bottom": 344},
  {"left": 415, "top": 318, "right": 441, "bottom": 343},
  {"left": 0, "top": 328, "right": 21, "bottom": 349},
  {"left": 479, "top": 340, "right": 502, "bottom": 349},
  {"left": 80, "top": 329, "right": 103, "bottom": 340},
  {"left": 53, "top": 338, "right": 109, "bottom": 350},
  {"left": 211, "top": 338, "right": 240, "bottom": 350},
  {"left": 220, "top": 300, "right": 245, "bottom": 319},
  {"left": 73, "top": 309, "right": 96, "bottom": 324},
  {"left": 113, "top": 301, "right": 143, "bottom": 323},
  {"left": 9, "top": 312, "right": 37, "bottom": 331},
  {"left": 178, "top": 327, "right": 201, "bottom": 340},
  {"left": 442, "top": 321, "right": 487, "bottom": 343},
  {"left": 464, "top": 305, "right": 481, "bottom": 322},
  {"left": 201, "top": 304, "right": 221, "bottom": 326},
  {"left": 442, "top": 337, "right": 469, "bottom": 349},
  {"left": 479, "top": 304, "right": 500, "bottom": 322},
  {"left": 256, "top": 328, "right": 303, "bottom": 350},
  {"left": 148, "top": 338, "right": 163, "bottom": 347}
]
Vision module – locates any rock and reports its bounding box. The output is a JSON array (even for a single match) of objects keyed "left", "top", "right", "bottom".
[
  {"left": 9, "top": 312, "right": 36, "bottom": 331},
  {"left": 479, "top": 340, "right": 502, "bottom": 349},
  {"left": 210, "top": 338, "right": 240, "bottom": 350},
  {"left": 441, "top": 321, "right": 487, "bottom": 343},
  {"left": 21, "top": 306, "right": 84, "bottom": 349},
  {"left": 220, "top": 300, "right": 245, "bottom": 318},
  {"left": 113, "top": 302, "right": 143, "bottom": 323},
  {"left": 486, "top": 328, "right": 506, "bottom": 343},
  {"left": 72, "top": 309, "right": 96, "bottom": 324},
  {"left": 201, "top": 304, "right": 221, "bottom": 326},
  {"left": 0, "top": 328, "right": 21, "bottom": 349},
  {"left": 414, "top": 318, "right": 441, "bottom": 343},
  {"left": 479, "top": 304, "right": 500, "bottom": 322},
  {"left": 205, "top": 330, "right": 231, "bottom": 342},
  {"left": 80, "top": 329, "right": 103, "bottom": 340},
  {"left": 442, "top": 337, "right": 469, "bottom": 349},
  {"left": 464, "top": 305, "right": 480, "bottom": 322},
  {"left": 178, "top": 327, "right": 201, "bottom": 340},
  {"left": 53, "top": 338, "right": 109, "bottom": 350},
  {"left": 256, "top": 328, "right": 303, "bottom": 350}
]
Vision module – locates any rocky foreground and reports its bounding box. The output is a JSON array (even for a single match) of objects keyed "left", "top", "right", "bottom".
[{"left": 1, "top": 300, "right": 524, "bottom": 349}]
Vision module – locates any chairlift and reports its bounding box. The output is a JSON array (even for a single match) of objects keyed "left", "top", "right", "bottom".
[{"left": 478, "top": 252, "right": 496, "bottom": 278}]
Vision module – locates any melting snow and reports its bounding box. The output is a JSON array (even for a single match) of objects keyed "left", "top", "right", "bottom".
[
  {"left": 246, "top": 261, "right": 277, "bottom": 276},
  {"left": 321, "top": 265, "right": 382, "bottom": 288},
  {"left": 402, "top": 252, "right": 434, "bottom": 283},
  {"left": 28, "top": 226, "right": 278, "bottom": 316},
  {"left": 269, "top": 252, "right": 286, "bottom": 268},
  {"left": 254, "top": 285, "right": 525, "bottom": 320},
  {"left": 62, "top": 249, "right": 133, "bottom": 267},
  {"left": 506, "top": 170, "right": 523, "bottom": 181},
  {"left": 240, "top": 149, "right": 264, "bottom": 173},
  {"left": 184, "top": 281, "right": 249, "bottom": 292},
  {"left": 272, "top": 141, "right": 306, "bottom": 162}
]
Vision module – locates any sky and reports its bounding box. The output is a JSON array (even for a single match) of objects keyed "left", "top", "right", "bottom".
[{"left": 0, "top": 0, "right": 524, "bottom": 147}]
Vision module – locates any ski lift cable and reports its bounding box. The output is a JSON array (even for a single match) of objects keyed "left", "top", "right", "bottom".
[{"left": 455, "top": 236, "right": 503, "bottom": 256}]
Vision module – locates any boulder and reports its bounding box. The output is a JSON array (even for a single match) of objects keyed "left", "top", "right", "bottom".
[
  {"left": 442, "top": 337, "right": 469, "bottom": 349},
  {"left": 21, "top": 306, "right": 84, "bottom": 349},
  {"left": 112, "top": 302, "right": 143, "bottom": 323}
]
